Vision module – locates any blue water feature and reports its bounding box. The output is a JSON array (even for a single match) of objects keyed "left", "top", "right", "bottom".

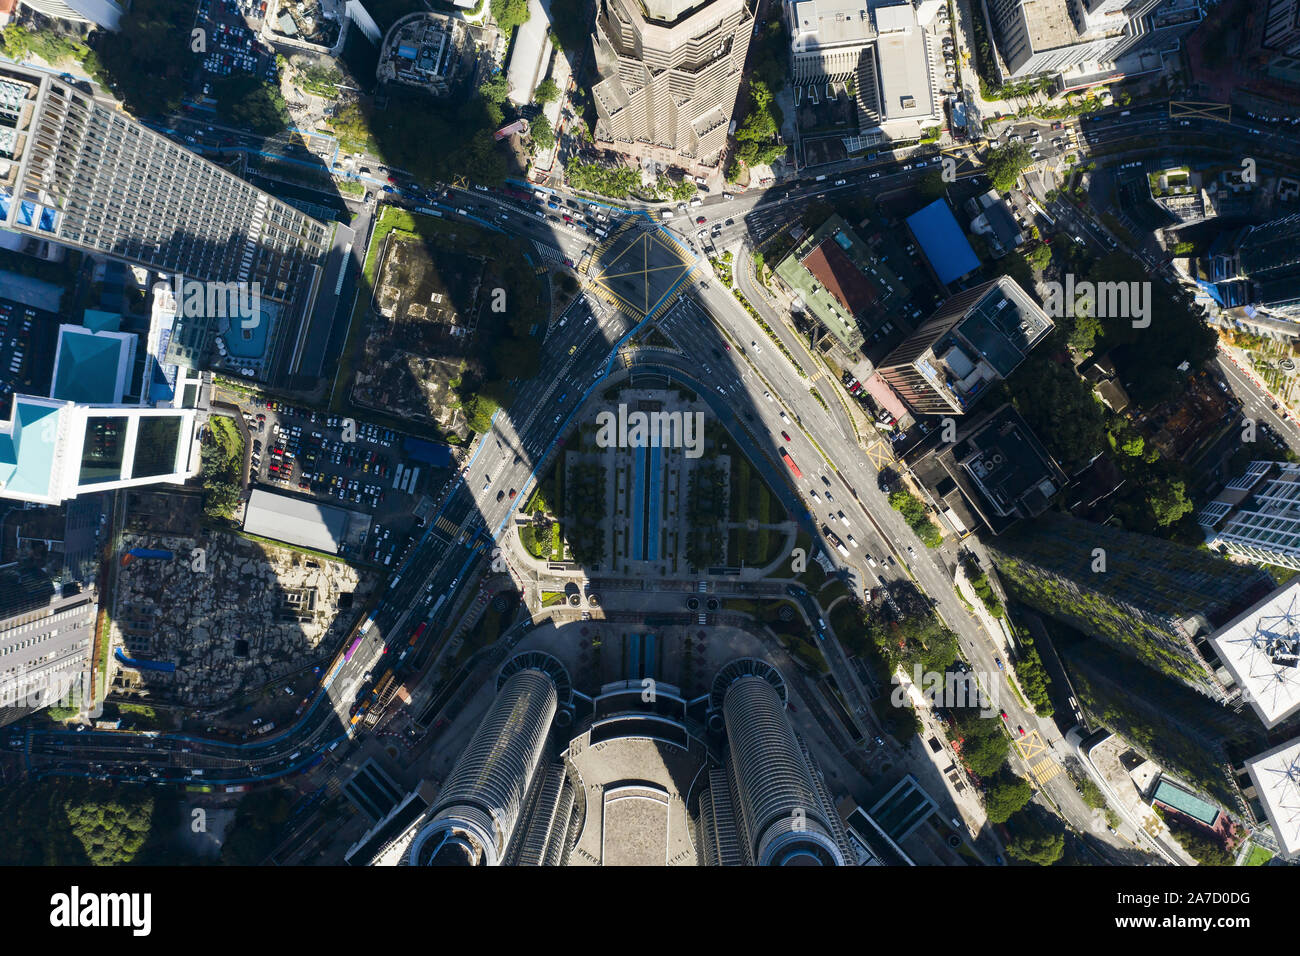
[
  {"left": 631, "top": 445, "right": 647, "bottom": 560},
  {"left": 647, "top": 444, "right": 663, "bottom": 561},
  {"left": 114, "top": 648, "right": 176, "bottom": 673}
]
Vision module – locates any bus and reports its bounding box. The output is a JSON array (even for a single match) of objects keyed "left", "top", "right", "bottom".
[
  {"left": 408, "top": 622, "right": 427, "bottom": 647},
  {"left": 344, "top": 634, "right": 364, "bottom": 662},
  {"left": 780, "top": 448, "right": 803, "bottom": 478},
  {"left": 428, "top": 594, "right": 447, "bottom": 621}
]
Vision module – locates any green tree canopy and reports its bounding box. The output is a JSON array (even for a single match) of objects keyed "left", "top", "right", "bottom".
[
  {"left": 534, "top": 77, "right": 560, "bottom": 105},
  {"left": 1004, "top": 355, "right": 1107, "bottom": 471},
  {"left": 984, "top": 142, "right": 1032, "bottom": 192},
  {"left": 491, "top": 0, "right": 531, "bottom": 33},
  {"left": 531, "top": 114, "right": 556, "bottom": 151},
  {"left": 984, "top": 770, "right": 1034, "bottom": 823},
  {"left": 1006, "top": 811, "right": 1066, "bottom": 865},
  {"left": 213, "top": 76, "right": 290, "bottom": 136}
]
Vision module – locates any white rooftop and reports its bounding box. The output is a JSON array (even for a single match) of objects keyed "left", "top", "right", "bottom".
[
  {"left": 791, "top": 0, "right": 875, "bottom": 49},
  {"left": 244, "top": 488, "right": 349, "bottom": 554},
  {"left": 1209, "top": 579, "right": 1300, "bottom": 728},
  {"left": 1246, "top": 737, "right": 1300, "bottom": 859},
  {"left": 874, "top": 1, "right": 914, "bottom": 32}
]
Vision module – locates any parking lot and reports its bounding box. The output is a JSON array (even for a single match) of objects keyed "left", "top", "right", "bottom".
[
  {"left": 0, "top": 298, "right": 38, "bottom": 412},
  {"left": 239, "top": 399, "right": 439, "bottom": 565},
  {"left": 194, "top": 0, "right": 277, "bottom": 90}
]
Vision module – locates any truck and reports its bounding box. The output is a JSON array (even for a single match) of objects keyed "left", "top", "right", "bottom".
[
  {"left": 823, "top": 526, "right": 851, "bottom": 558},
  {"left": 780, "top": 448, "right": 803, "bottom": 478},
  {"left": 815, "top": 174, "right": 827, "bottom": 182}
]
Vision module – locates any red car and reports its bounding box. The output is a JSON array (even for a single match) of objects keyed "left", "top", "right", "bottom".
[
  {"left": 723, "top": 343, "right": 730, "bottom": 351},
  {"left": 696, "top": 216, "right": 706, "bottom": 224},
  {"left": 1017, "top": 726, "right": 1026, "bottom": 736},
  {"left": 780, "top": 431, "right": 791, "bottom": 441}
]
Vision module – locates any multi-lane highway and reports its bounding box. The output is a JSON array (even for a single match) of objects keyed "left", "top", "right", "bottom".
[{"left": 21, "top": 103, "right": 1300, "bottom": 864}]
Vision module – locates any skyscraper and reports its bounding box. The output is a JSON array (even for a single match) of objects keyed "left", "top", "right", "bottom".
[
  {"left": 407, "top": 663, "right": 558, "bottom": 865},
  {"left": 0, "top": 64, "right": 330, "bottom": 383},
  {"left": 1199, "top": 460, "right": 1300, "bottom": 571},
  {"left": 988, "top": 512, "right": 1275, "bottom": 700},
  {"left": 876, "top": 276, "right": 1053, "bottom": 416},
  {"left": 1197, "top": 214, "right": 1300, "bottom": 320},
  {"left": 590, "top": 0, "right": 752, "bottom": 172},
  {"left": 986, "top": 0, "right": 1202, "bottom": 81},
  {"left": 699, "top": 664, "right": 851, "bottom": 865}
]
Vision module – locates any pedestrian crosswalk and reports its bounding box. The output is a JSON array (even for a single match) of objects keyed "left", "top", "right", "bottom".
[
  {"left": 1028, "top": 758, "right": 1063, "bottom": 786},
  {"left": 532, "top": 240, "right": 565, "bottom": 266},
  {"left": 435, "top": 516, "right": 458, "bottom": 536}
]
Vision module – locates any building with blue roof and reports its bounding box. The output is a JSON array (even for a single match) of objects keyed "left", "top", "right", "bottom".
[
  {"left": 50, "top": 324, "right": 137, "bottom": 406},
  {"left": 905, "top": 198, "right": 980, "bottom": 286},
  {"left": 0, "top": 282, "right": 209, "bottom": 505}
]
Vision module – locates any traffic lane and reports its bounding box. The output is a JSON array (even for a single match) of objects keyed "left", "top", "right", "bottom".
[{"left": 1216, "top": 352, "right": 1300, "bottom": 449}]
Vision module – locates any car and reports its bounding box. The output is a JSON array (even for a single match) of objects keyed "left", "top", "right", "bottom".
[
  {"left": 869, "top": 171, "right": 881, "bottom": 179},
  {"left": 902, "top": 163, "right": 912, "bottom": 171},
  {"left": 1017, "top": 726, "right": 1025, "bottom": 736},
  {"left": 696, "top": 216, "right": 706, "bottom": 225},
  {"left": 780, "top": 430, "right": 791, "bottom": 441},
  {"left": 834, "top": 178, "right": 846, "bottom": 185},
  {"left": 723, "top": 343, "right": 730, "bottom": 351},
  {"left": 750, "top": 340, "right": 761, "bottom": 353},
  {"left": 496, "top": 489, "right": 505, "bottom": 502},
  {"left": 995, "top": 657, "right": 1004, "bottom": 670},
  {"left": 999, "top": 710, "right": 1008, "bottom": 720}
]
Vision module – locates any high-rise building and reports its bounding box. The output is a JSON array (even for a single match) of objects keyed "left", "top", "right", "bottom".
[
  {"left": 988, "top": 512, "right": 1276, "bottom": 700},
  {"left": 1199, "top": 460, "right": 1300, "bottom": 571},
  {"left": 407, "top": 662, "right": 559, "bottom": 865},
  {"left": 875, "top": 276, "right": 1053, "bottom": 416},
  {"left": 1195, "top": 214, "right": 1300, "bottom": 320},
  {"left": 0, "top": 293, "right": 208, "bottom": 504},
  {"left": 986, "top": 0, "right": 1202, "bottom": 81},
  {"left": 0, "top": 64, "right": 331, "bottom": 383},
  {"left": 16, "top": 0, "right": 124, "bottom": 30},
  {"left": 388, "top": 654, "right": 852, "bottom": 866},
  {"left": 786, "top": 0, "right": 943, "bottom": 144},
  {"left": 590, "top": 0, "right": 752, "bottom": 172},
  {"left": 700, "top": 670, "right": 850, "bottom": 865},
  {"left": 0, "top": 579, "right": 98, "bottom": 728},
  {"left": 1262, "top": 0, "right": 1300, "bottom": 55}
]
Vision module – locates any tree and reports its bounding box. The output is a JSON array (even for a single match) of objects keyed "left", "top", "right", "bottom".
[
  {"left": 983, "top": 142, "right": 1032, "bottom": 192},
  {"left": 917, "top": 169, "right": 948, "bottom": 201},
  {"left": 952, "top": 710, "right": 1009, "bottom": 777},
  {"left": 1025, "top": 242, "right": 1052, "bottom": 271},
  {"left": 92, "top": 0, "right": 198, "bottom": 117},
  {"left": 1004, "top": 355, "right": 1107, "bottom": 471},
  {"left": 213, "top": 76, "right": 290, "bottom": 135},
  {"left": 491, "top": 0, "right": 531, "bottom": 33},
  {"left": 1006, "top": 812, "right": 1065, "bottom": 865},
  {"left": 733, "top": 80, "right": 785, "bottom": 167},
  {"left": 984, "top": 770, "right": 1034, "bottom": 823},
  {"left": 531, "top": 114, "right": 556, "bottom": 151},
  {"left": 1148, "top": 478, "right": 1193, "bottom": 527},
  {"left": 534, "top": 77, "right": 559, "bottom": 105}
]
